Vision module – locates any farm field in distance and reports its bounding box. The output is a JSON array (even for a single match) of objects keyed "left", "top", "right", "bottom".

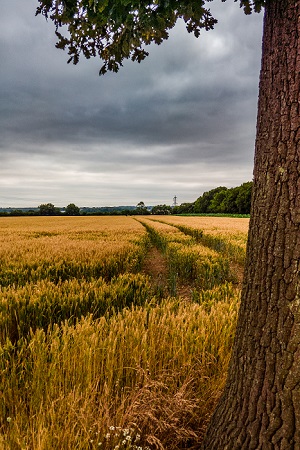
[{"left": 0, "top": 215, "right": 249, "bottom": 450}]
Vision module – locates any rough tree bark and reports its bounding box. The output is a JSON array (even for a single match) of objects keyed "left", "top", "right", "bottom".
[{"left": 201, "top": 0, "right": 300, "bottom": 448}]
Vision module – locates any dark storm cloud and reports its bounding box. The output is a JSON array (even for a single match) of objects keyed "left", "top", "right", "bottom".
[{"left": 0, "top": 0, "right": 263, "bottom": 206}]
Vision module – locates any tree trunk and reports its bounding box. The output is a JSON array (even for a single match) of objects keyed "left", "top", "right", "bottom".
[{"left": 201, "top": 1, "right": 300, "bottom": 448}]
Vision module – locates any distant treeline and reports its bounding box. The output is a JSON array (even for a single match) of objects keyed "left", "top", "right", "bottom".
[
  {"left": 0, "top": 204, "right": 141, "bottom": 217},
  {"left": 174, "top": 181, "right": 253, "bottom": 215},
  {"left": 0, "top": 182, "right": 252, "bottom": 217}
]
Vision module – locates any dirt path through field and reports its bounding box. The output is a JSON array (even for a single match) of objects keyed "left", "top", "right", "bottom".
[
  {"left": 141, "top": 246, "right": 169, "bottom": 297},
  {"left": 141, "top": 245, "right": 194, "bottom": 299},
  {"left": 141, "top": 244, "right": 244, "bottom": 299},
  {"left": 142, "top": 246, "right": 168, "bottom": 279}
]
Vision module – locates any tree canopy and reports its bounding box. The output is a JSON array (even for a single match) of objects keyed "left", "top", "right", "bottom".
[
  {"left": 36, "top": 0, "right": 265, "bottom": 74},
  {"left": 38, "top": 203, "right": 61, "bottom": 216},
  {"left": 65, "top": 203, "right": 81, "bottom": 215}
]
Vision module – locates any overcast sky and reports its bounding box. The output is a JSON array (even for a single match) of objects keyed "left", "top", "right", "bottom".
[{"left": 0, "top": 1, "right": 263, "bottom": 208}]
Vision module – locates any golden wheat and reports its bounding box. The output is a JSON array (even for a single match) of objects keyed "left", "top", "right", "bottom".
[
  {"left": 154, "top": 215, "right": 248, "bottom": 246},
  {"left": 0, "top": 214, "right": 246, "bottom": 449},
  {"left": 1, "top": 293, "right": 239, "bottom": 449},
  {"left": 0, "top": 216, "right": 149, "bottom": 287}
]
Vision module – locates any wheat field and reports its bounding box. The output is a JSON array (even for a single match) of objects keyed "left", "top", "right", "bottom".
[{"left": 0, "top": 215, "right": 249, "bottom": 449}]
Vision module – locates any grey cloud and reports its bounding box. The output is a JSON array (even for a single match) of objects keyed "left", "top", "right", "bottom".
[{"left": 0, "top": 0, "right": 263, "bottom": 207}]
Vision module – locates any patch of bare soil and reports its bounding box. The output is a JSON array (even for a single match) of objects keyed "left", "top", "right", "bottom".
[
  {"left": 141, "top": 246, "right": 169, "bottom": 297},
  {"left": 175, "top": 281, "right": 195, "bottom": 300},
  {"left": 142, "top": 246, "right": 168, "bottom": 279}
]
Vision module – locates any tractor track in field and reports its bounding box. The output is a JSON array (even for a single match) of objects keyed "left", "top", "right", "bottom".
[
  {"left": 141, "top": 245, "right": 197, "bottom": 300},
  {"left": 138, "top": 217, "right": 245, "bottom": 298},
  {"left": 141, "top": 244, "right": 244, "bottom": 299}
]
